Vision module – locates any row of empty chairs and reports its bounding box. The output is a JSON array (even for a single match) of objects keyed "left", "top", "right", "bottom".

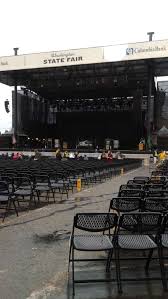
[
  {"left": 69, "top": 212, "right": 168, "bottom": 295},
  {"left": 69, "top": 161, "right": 168, "bottom": 296},
  {"left": 0, "top": 158, "right": 141, "bottom": 221}
]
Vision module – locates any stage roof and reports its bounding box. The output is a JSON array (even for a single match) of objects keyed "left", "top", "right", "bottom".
[{"left": 1, "top": 39, "right": 168, "bottom": 99}]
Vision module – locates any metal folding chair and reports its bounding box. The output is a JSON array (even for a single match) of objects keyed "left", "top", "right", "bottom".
[
  {"left": 114, "top": 212, "right": 167, "bottom": 293},
  {"left": 68, "top": 212, "right": 118, "bottom": 296}
]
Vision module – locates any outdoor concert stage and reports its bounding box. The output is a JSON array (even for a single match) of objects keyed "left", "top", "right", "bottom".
[{"left": 1, "top": 39, "right": 168, "bottom": 149}]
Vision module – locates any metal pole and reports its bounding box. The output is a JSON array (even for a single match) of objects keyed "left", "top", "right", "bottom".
[
  {"left": 146, "top": 33, "right": 154, "bottom": 150},
  {"left": 14, "top": 82, "right": 18, "bottom": 143},
  {"left": 13, "top": 48, "right": 19, "bottom": 146},
  {"left": 147, "top": 32, "right": 154, "bottom": 41},
  {"left": 147, "top": 62, "right": 153, "bottom": 150}
]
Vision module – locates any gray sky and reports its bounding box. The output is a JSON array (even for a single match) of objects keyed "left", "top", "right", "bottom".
[{"left": 0, "top": 0, "right": 168, "bottom": 132}]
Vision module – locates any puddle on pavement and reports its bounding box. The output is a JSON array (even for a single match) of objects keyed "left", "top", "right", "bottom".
[{"left": 33, "top": 229, "right": 71, "bottom": 243}]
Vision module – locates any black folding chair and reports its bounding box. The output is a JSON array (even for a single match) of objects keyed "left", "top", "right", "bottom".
[
  {"left": 33, "top": 174, "right": 52, "bottom": 203},
  {"left": 12, "top": 176, "right": 35, "bottom": 209},
  {"left": 142, "top": 197, "right": 168, "bottom": 213},
  {"left": 118, "top": 188, "right": 144, "bottom": 198},
  {"left": 159, "top": 214, "right": 168, "bottom": 257},
  {"left": 114, "top": 212, "right": 167, "bottom": 293},
  {"left": 133, "top": 176, "right": 149, "bottom": 184},
  {"left": 0, "top": 181, "right": 18, "bottom": 221},
  {"left": 109, "top": 197, "right": 141, "bottom": 215},
  {"left": 68, "top": 213, "right": 118, "bottom": 296},
  {"left": 146, "top": 214, "right": 168, "bottom": 276}
]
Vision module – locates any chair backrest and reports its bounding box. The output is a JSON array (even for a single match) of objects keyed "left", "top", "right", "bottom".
[
  {"left": 133, "top": 176, "right": 149, "bottom": 184},
  {"left": 119, "top": 184, "right": 142, "bottom": 191},
  {"left": 12, "top": 176, "right": 31, "bottom": 187},
  {"left": 0, "top": 181, "right": 9, "bottom": 194},
  {"left": 118, "top": 189, "right": 144, "bottom": 198},
  {"left": 162, "top": 214, "right": 168, "bottom": 233},
  {"left": 127, "top": 181, "right": 143, "bottom": 190},
  {"left": 150, "top": 176, "right": 166, "bottom": 184},
  {"left": 118, "top": 212, "right": 162, "bottom": 234},
  {"left": 145, "top": 190, "right": 168, "bottom": 198},
  {"left": 151, "top": 171, "right": 164, "bottom": 177},
  {"left": 144, "top": 183, "right": 164, "bottom": 191},
  {"left": 110, "top": 197, "right": 141, "bottom": 213},
  {"left": 74, "top": 213, "right": 118, "bottom": 232},
  {"left": 33, "top": 174, "right": 50, "bottom": 185},
  {"left": 143, "top": 197, "right": 168, "bottom": 213}
]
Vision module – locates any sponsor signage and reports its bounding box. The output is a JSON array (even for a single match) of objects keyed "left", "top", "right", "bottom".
[
  {"left": 0, "top": 47, "right": 103, "bottom": 71},
  {"left": 0, "top": 55, "right": 25, "bottom": 71},
  {"left": 0, "top": 40, "right": 168, "bottom": 72},
  {"left": 26, "top": 47, "right": 103, "bottom": 68},
  {"left": 104, "top": 40, "right": 168, "bottom": 62}
]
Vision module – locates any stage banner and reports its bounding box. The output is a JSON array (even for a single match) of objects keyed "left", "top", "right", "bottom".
[
  {"left": 103, "top": 39, "right": 168, "bottom": 62},
  {"left": 1, "top": 39, "right": 168, "bottom": 72},
  {"left": 0, "top": 47, "right": 103, "bottom": 71}
]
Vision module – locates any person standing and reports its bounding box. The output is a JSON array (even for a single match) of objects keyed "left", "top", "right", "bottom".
[
  {"left": 55, "top": 148, "right": 62, "bottom": 160},
  {"left": 107, "top": 150, "right": 113, "bottom": 160}
]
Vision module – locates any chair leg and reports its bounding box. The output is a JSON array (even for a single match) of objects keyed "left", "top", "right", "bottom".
[
  {"left": 59, "top": 189, "right": 62, "bottom": 199},
  {"left": 13, "top": 199, "right": 18, "bottom": 217},
  {"left": 158, "top": 246, "right": 168, "bottom": 291},
  {"left": 45, "top": 191, "right": 49, "bottom": 203},
  {"left": 36, "top": 190, "right": 40, "bottom": 202},
  {"left": 33, "top": 194, "right": 37, "bottom": 207},
  {"left": 29, "top": 194, "right": 33, "bottom": 209},
  {"left": 68, "top": 239, "right": 72, "bottom": 273},
  {"left": 52, "top": 190, "right": 55, "bottom": 203},
  {"left": 17, "top": 199, "right": 20, "bottom": 207},
  {"left": 145, "top": 249, "right": 154, "bottom": 273},
  {"left": 106, "top": 249, "right": 113, "bottom": 272},
  {"left": 72, "top": 246, "right": 75, "bottom": 296},
  {"left": 64, "top": 186, "right": 68, "bottom": 199},
  {"left": 33, "top": 193, "right": 36, "bottom": 205},
  {"left": 2, "top": 200, "right": 11, "bottom": 222},
  {"left": 114, "top": 247, "right": 122, "bottom": 294}
]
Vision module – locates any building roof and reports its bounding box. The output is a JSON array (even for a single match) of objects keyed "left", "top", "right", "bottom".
[{"left": 1, "top": 39, "right": 168, "bottom": 99}]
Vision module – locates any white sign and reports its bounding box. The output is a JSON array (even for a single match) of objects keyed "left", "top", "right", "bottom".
[
  {"left": 26, "top": 47, "right": 103, "bottom": 69},
  {"left": 104, "top": 39, "right": 168, "bottom": 62},
  {"left": 1, "top": 40, "right": 168, "bottom": 72},
  {"left": 0, "top": 55, "right": 25, "bottom": 71},
  {"left": 0, "top": 47, "right": 103, "bottom": 71}
]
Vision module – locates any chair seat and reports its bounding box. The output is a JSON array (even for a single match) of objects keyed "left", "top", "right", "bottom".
[
  {"left": 57, "top": 180, "right": 64, "bottom": 184},
  {"left": 0, "top": 195, "right": 9, "bottom": 202},
  {"left": 14, "top": 189, "right": 32, "bottom": 196},
  {"left": 69, "top": 178, "right": 77, "bottom": 182},
  {"left": 74, "top": 234, "right": 113, "bottom": 251},
  {"left": 161, "top": 234, "right": 168, "bottom": 247},
  {"left": 51, "top": 183, "right": 63, "bottom": 188},
  {"left": 118, "top": 235, "right": 157, "bottom": 249},
  {"left": 36, "top": 182, "right": 48, "bottom": 186},
  {"left": 63, "top": 180, "right": 69, "bottom": 184},
  {"left": 35, "top": 186, "right": 50, "bottom": 191}
]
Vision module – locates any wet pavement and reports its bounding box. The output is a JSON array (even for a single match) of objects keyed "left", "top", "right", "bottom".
[{"left": 0, "top": 165, "right": 167, "bottom": 299}]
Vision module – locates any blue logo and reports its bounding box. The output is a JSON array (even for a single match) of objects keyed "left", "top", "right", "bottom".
[{"left": 126, "top": 48, "right": 134, "bottom": 55}]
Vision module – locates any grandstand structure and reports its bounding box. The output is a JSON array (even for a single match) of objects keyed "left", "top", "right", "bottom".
[{"left": 1, "top": 39, "right": 168, "bottom": 149}]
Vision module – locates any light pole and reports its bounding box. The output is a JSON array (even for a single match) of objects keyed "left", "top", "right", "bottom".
[
  {"left": 146, "top": 32, "right": 154, "bottom": 150},
  {"left": 13, "top": 47, "right": 19, "bottom": 146},
  {"left": 147, "top": 32, "right": 154, "bottom": 41}
]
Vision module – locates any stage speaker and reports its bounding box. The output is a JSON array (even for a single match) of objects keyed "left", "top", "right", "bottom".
[{"left": 4, "top": 100, "right": 10, "bottom": 113}]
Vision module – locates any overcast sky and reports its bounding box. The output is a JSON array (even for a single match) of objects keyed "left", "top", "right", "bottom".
[{"left": 0, "top": 0, "right": 168, "bottom": 132}]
